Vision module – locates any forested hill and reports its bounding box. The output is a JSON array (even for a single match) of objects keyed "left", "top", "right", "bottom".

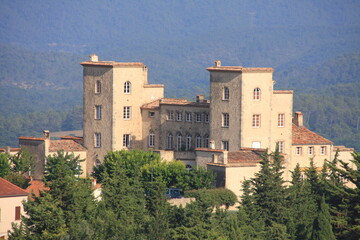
[{"left": 0, "top": 0, "right": 359, "bottom": 150}]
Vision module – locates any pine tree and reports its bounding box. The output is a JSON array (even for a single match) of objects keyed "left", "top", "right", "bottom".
[{"left": 310, "top": 196, "right": 336, "bottom": 240}]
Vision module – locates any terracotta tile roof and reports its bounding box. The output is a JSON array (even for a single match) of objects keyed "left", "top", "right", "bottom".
[
  {"left": 60, "top": 136, "right": 83, "bottom": 141},
  {"left": 143, "top": 84, "right": 164, "bottom": 88},
  {"left": 0, "top": 178, "right": 28, "bottom": 197},
  {"left": 227, "top": 150, "right": 264, "bottom": 163},
  {"left": 0, "top": 147, "right": 21, "bottom": 152},
  {"left": 49, "top": 140, "right": 87, "bottom": 152},
  {"left": 292, "top": 124, "right": 333, "bottom": 145},
  {"left": 80, "top": 61, "right": 146, "bottom": 68},
  {"left": 141, "top": 98, "right": 210, "bottom": 110},
  {"left": 26, "top": 180, "right": 49, "bottom": 197},
  {"left": 273, "top": 90, "right": 293, "bottom": 94},
  {"left": 333, "top": 146, "right": 355, "bottom": 152},
  {"left": 18, "top": 136, "right": 46, "bottom": 141},
  {"left": 195, "top": 148, "right": 225, "bottom": 153},
  {"left": 207, "top": 66, "right": 274, "bottom": 72}
]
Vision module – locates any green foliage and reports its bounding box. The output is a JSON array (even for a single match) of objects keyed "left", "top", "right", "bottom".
[
  {"left": 310, "top": 196, "right": 336, "bottom": 240},
  {"left": 185, "top": 188, "right": 237, "bottom": 208},
  {"left": 0, "top": 152, "right": 11, "bottom": 177},
  {"left": 10, "top": 149, "right": 34, "bottom": 174},
  {"left": 4, "top": 172, "right": 30, "bottom": 189}
]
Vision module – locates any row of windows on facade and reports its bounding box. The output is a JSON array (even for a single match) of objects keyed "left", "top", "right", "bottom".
[
  {"left": 94, "top": 106, "right": 131, "bottom": 120},
  {"left": 223, "top": 87, "right": 261, "bottom": 101},
  {"left": 148, "top": 132, "right": 211, "bottom": 151},
  {"left": 94, "top": 133, "right": 131, "bottom": 148},
  {"left": 295, "top": 146, "right": 327, "bottom": 156},
  {"left": 95, "top": 80, "right": 131, "bottom": 94},
  {"left": 167, "top": 111, "right": 210, "bottom": 123},
  {"left": 222, "top": 113, "right": 285, "bottom": 128}
]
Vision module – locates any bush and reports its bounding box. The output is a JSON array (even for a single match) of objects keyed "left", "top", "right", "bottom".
[{"left": 185, "top": 188, "right": 237, "bottom": 208}]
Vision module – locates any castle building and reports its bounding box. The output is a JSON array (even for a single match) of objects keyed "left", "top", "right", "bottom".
[{"left": 17, "top": 55, "right": 353, "bottom": 196}]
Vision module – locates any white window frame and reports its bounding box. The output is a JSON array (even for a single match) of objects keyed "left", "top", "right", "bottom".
[
  {"left": 252, "top": 114, "right": 260, "bottom": 128},
  {"left": 186, "top": 112, "right": 192, "bottom": 122},
  {"left": 186, "top": 135, "right": 192, "bottom": 151},
  {"left": 308, "top": 146, "right": 314, "bottom": 155},
  {"left": 123, "top": 106, "right": 131, "bottom": 120},
  {"left": 223, "top": 87, "right": 229, "bottom": 100},
  {"left": 277, "top": 141, "right": 285, "bottom": 153},
  {"left": 149, "top": 132, "right": 155, "bottom": 147},
  {"left": 320, "top": 146, "right": 326, "bottom": 155},
  {"left": 195, "top": 135, "right": 202, "bottom": 148},
  {"left": 278, "top": 113, "right": 285, "bottom": 127},
  {"left": 167, "top": 133, "right": 173, "bottom": 149},
  {"left": 95, "top": 80, "right": 101, "bottom": 94},
  {"left": 176, "top": 133, "right": 182, "bottom": 151},
  {"left": 253, "top": 88, "right": 261, "bottom": 100},
  {"left": 123, "top": 134, "right": 131, "bottom": 148},
  {"left": 204, "top": 113, "right": 210, "bottom": 123},
  {"left": 168, "top": 111, "right": 174, "bottom": 120},
  {"left": 222, "top": 141, "right": 229, "bottom": 151},
  {"left": 176, "top": 112, "right": 182, "bottom": 121},
  {"left": 196, "top": 113, "right": 202, "bottom": 122},
  {"left": 124, "top": 81, "right": 131, "bottom": 94},
  {"left": 94, "top": 133, "right": 101, "bottom": 148},
  {"left": 95, "top": 105, "right": 102, "bottom": 120},
  {"left": 296, "top": 147, "right": 302, "bottom": 156},
  {"left": 222, "top": 113, "right": 229, "bottom": 128}
]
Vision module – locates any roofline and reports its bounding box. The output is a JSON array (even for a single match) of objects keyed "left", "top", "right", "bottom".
[
  {"left": 0, "top": 193, "right": 29, "bottom": 198},
  {"left": 18, "top": 136, "right": 46, "bottom": 141},
  {"left": 80, "top": 61, "right": 146, "bottom": 68},
  {"left": 207, "top": 66, "right": 274, "bottom": 73}
]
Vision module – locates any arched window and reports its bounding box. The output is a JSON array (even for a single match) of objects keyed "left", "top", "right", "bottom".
[
  {"left": 204, "top": 135, "right": 209, "bottom": 148},
  {"left": 176, "top": 133, "right": 182, "bottom": 151},
  {"left": 124, "top": 81, "right": 131, "bottom": 94},
  {"left": 149, "top": 131, "right": 155, "bottom": 147},
  {"left": 195, "top": 135, "right": 202, "bottom": 148},
  {"left": 253, "top": 88, "right": 261, "bottom": 100},
  {"left": 167, "top": 133, "right": 173, "bottom": 149},
  {"left": 223, "top": 87, "right": 229, "bottom": 100},
  {"left": 186, "top": 134, "right": 192, "bottom": 151}
]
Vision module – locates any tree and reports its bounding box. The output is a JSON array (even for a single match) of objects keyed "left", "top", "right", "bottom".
[
  {"left": 310, "top": 196, "right": 336, "bottom": 240},
  {"left": 0, "top": 152, "right": 10, "bottom": 177},
  {"left": 10, "top": 149, "right": 34, "bottom": 174}
]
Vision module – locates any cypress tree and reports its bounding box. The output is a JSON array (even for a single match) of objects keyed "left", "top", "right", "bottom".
[{"left": 310, "top": 196, "right": 336, "bottom": 240}]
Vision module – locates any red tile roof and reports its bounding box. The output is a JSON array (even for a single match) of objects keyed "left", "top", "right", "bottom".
[
  {"left": 195, "top": 148, "right": 225, "bottom": 153},
  {"left": 207, "top": 66, "right": 274, "bottom": 72},
  {"left": 0, "top": 178, "right": 28, "bottom": 197},
  {"left": 141, "top": 98, "right": 210, "bottom": 110},
  {"left": 49, "top": 140, "right": 87, "bottom": 152},
  {"left": 0, "top": 147, "right": 21, "bottom": 153},
  {"left": 292, "top": 124, "right": 333, "bottom": 145},
  {"left": 60, "top": 136, "right": 83, "bottom": 141},
  {"left": 18, "top": 136, "right": 46, "bottom": 141},
  {"left": 227, "top": 150, "right": 264, "bottom": 163},
  {"left": 26, "top": 180, "right": 49, "bottom": 197},
  {"left": 80, "top": 61, "right": 146, "bottom": 68}
]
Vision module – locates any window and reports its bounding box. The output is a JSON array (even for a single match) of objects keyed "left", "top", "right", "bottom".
[
  {"left": 196, "top": 113, "right": 202, "bottom": 122},
  {"left": 223, "top": 87, "right": 229, "bottom": 100},
  {"left": 167, "top": 133, "right": 173, "bottom": 149},
  {"left": 196, "top": 135, "right": 202, "bottom": 148},
  {"left": 15, "top": 206, "right": 21, "bottom": 220},
  {"left": 168, "top": 111, "right": 174, "bottom": 120},
  {"left": 222, "top": 113, "right": 229, "bottom": 127},
  {"left": 94, "top": 133, "right": 101, "bottom": 148},
  {"left": 124, "top": 81, "right": 131, "bottom": 94},
  {"left": 204, "top": 113, "right": 210, "bottom": 123},
  {"left": 176, "top": 112, "right": 182, "bottom": 121},
  {"left": 253, "top": 88, "right": 261, "bottom": 100},
  {"left": 95, "top": 105, "right": 102, "bottom": 120},
  {"left": 123, "top": 134, "right": 131, "bottom": 148},
  {"left": 176, "top": 133, "right": 182, "bottom": 151},
  {"left": 308, "top": 146, "right": 314, "bottom": 155},
  {"left": 222, "top": 141, "right": 229, "bottom": 151},
  {"left": 95, "top": 80, "right": 101, "bottom": 94},
  {"left": 148, "top": 111, "right": 155, "bottom": 117},
  {"left": 204, "top": 135, "right": 209, "bottom": 148},
  {"left": 123, "top": 106, "right": 131, "bottom": 120},
  {"left": 252, "top": 114, "right": 260, "bottom": 128},
  {"left": 252, "top": 141, "right": 261, "bottom": 148},
  {"left": 278, "top": 113, "right": 285, "bottom": 127},
  {"left": 296, "top": 147, "right": 302, "bottom": 156},
  {"left": 149, "top": 131, "right": 155, "bottom": 147},
  {"left": 186, "top": 112, "right": 192, "bottom": 122},
  {"left": 320, "top": 146, "right": 326, "bottom": 155},
  {"left": 186, "top": 135, "right": 192, "bottom": 150},
  {"left": 277, "top": 141, "right": 285, "bottom": 153}
]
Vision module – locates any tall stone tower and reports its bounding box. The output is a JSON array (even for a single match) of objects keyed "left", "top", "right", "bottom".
[
  {"left": 81, "top": 55, "right": 164, "bottom": 173},
  {"left": 207, "top": 60, "right": 293, "bottom": 154}
]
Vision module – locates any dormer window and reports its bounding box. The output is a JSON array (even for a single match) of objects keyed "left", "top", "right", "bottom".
[
  {"left": 253, "top": 88, "right": 261, "bottom": 100},
  {"left": 124, "top": 81, "right": 131, "bottom": 94},
  {"left": 223, "top": 87, "right": 229, "bottom": 100}
]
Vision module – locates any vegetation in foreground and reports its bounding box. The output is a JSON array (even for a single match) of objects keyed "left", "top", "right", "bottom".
[{"left": 5, "top": 149, "right": 360, "bottom": 240}]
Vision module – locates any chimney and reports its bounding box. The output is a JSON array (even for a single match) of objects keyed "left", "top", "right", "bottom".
[
  {"left": 43, "top": 130, "right": 50, "bottom": 139},
  {"left": 5, "top": 146, "right": 10, "bottom": 153},
  {"left": 89, "top": 54, "right": 98, "bottom": 62},
  {"left": 214, "top": 60, "right": 221, "bottom": 67},
  {"left": 209, "top": 140, "right": 215, "bottom": 149},
  {"left": 293, "top": 112, "right": 303, "bottom": 127},
  {"left": 92, "top": 178, "right": 97, "bottom": 187},
  {"left": 196, "top": 94, "right": 204, "bottom": 102}
]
